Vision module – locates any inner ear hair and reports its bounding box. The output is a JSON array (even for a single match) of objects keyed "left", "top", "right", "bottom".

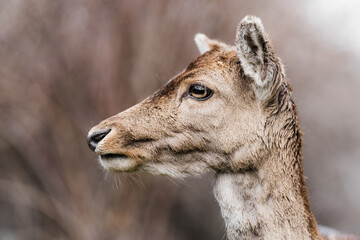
[{"left": 236, "top": 16, "right": 283, "bottom": 102}]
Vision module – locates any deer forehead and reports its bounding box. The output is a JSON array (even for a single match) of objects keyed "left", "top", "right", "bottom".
[{"left": 150, "top": 48, "right": 245, "bottom": 104}]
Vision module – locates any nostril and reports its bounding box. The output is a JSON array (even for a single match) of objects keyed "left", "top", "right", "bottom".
[{"left": 87, "top": 129, "right": 111, "bottom": 152}]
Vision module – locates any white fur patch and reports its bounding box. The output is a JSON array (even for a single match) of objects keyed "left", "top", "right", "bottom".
[
  {"left": 99, "top": 156, "right": 138, "bottom": 172},
  {"left": 214, "top": 174, "right": 261, "bottom": 239}
]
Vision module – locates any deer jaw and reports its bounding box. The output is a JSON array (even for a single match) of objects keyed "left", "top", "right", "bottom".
[{"left": 88, "top": 47, "right": 267, "bottom": 178}]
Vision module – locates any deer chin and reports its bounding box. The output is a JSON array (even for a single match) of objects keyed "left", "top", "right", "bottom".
[{"left": 98, "top": 154, "right": 139, "bottom": 172}]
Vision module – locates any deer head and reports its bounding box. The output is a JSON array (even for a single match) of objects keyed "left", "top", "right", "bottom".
[{"left": 87, "top": 16, "right": 287, "bottom": 178}]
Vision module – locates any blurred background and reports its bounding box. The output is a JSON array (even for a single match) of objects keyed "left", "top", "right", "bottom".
[{"left": 0, "top": 0, "right": 359, "bottom": 239}]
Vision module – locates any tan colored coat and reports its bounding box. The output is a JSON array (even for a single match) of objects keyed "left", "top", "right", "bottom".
[{"left": 88, "top": 16, "right": 359, "bottom": 240}]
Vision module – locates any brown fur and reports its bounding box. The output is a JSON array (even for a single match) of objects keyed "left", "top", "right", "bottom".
[{"left": 87, "top": 16, "right": 355, "bottom": 240}]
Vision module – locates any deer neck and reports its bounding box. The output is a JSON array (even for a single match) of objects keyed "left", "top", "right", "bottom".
[{"left": 213, "top": 125, "right": 321, "bottom": 240}]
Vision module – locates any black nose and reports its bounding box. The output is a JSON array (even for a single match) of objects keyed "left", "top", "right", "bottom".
[{"left": 87, "top": 129, "right": 111, "bottom": 152}]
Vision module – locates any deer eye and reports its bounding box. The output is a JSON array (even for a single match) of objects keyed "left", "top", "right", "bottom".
[{"left": 189, "top": 84, "right": 213, "bottom": 100}]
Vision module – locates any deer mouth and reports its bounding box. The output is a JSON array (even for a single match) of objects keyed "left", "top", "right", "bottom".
[{"left": 100, "top": 153, "right": 129, "bottom": 160}]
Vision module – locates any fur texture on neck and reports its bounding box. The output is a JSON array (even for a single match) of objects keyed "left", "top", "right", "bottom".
[
  {"left": 214, "top": 163, "right": 319, "bottom": 240},
  {"left": 213, "top": 92, "right": 322, "bottom": 240}
]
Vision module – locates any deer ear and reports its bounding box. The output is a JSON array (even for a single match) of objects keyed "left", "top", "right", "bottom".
[
  {"left": 194, "top": 33, "right": 227, "bottom": 54},
  {"left": 236, "top": 16, "right": 280, "bottom": 100}
]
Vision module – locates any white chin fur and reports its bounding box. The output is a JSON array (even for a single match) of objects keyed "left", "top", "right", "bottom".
[{"left": 98, "top": 156, "right": 138, "bottom": 172}]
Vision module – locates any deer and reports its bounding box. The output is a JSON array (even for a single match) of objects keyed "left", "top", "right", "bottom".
[{"left": 87, "top": 16, "right": 358, "bottom": 240}]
